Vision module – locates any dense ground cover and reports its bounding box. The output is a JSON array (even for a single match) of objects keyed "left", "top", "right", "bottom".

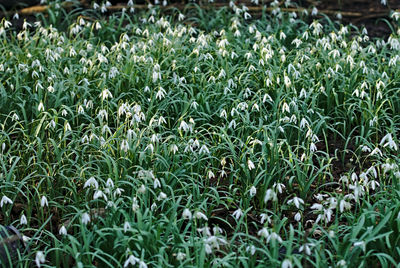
[{"left": 1, "top": 1, "right": 400, "bottom": 267}]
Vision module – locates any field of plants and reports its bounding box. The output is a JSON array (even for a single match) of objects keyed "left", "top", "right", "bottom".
[{"left": 1, "top": 0, "right": 400, "bottom": 267}]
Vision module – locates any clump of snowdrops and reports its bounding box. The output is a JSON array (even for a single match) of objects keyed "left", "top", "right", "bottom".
[{"left": 1, "top": 0, "right": 400, "bottom": 267}]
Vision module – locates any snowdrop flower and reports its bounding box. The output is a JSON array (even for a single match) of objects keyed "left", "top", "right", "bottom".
[
  {"left": 194, "top": 211, "right": 208, "bottom": 221},
  {"left": 153, "top": 178, "right": 161, "bottom": 189},
  {"left": 179, "top": 120, "right": 190, "bottom": 132},
  {"left": 353, "top": 241, "right": 366, "bottom": 252},
  {"left": 380, "top": 133, "right": 398, "bottom": 151},
  {"left": 35, "top": 251, "right": 45, "bottom": 267},
  {"left": 157, "top": 192, "right": 167, "bottom": 201},
  {"left": 264, "top": 189, "right": 277, "bottom": 203},
  {"left": 124, "top": 255, "right": 140, "bottom": 267},
  {"left": 310, "top": 142, "right": 317, "bottom": 152},
  {"left": 178, "top": 13, "right": 185, "bottom": 21},
  {"left": 0, "top": 196, "right": 12, "bottom": 207},
  {"left": 132, "top": 197, "right": 139, "bottom": 212},
  {"left": 197, "top": 226, "right": 211, "bottom": 236},
  {"left": 84, "top": 177, "right": 99, "bottom": 189},
  {"left": 121, "top": 139, "right": 129, "bottom": 153},
  {"left": 247, "top": 159, "right": 255, "bottom": 170},
  {"left": 93, "top": 190, "right": 107, "bottom": 200},
  {"left": 294, "top": 212, "right": 302, "bottom": 222},
  {"left": 246, "top": 245, "right": 256, "bottom": 255},
  {"left": 82, "top": 212, "right": 90, "bottom": 225},
  {"left": 124, "top": 221, "right": 131, "bottom": 233},
  {"left": 282, "top": 259, "right": 292, "bottom": 268},
  {"left": 391, "top": 11, "right": 400, "bottom": 21},
  {"left": 176, "top": 252, "right": 186, "bottom": 261},
  {"left": 170, "top": 144, "right": 178, "bottom": 154},
  {"left": 287, "top": 197, "right": 304, "bottom": 209},
  {"left": 20, "top": 214, "right": 27, "bottom": 225},
  {"left": 156, "top": 87, "right": 166, "bottom": 100},
  {"left": 267, "top": 232, "right": 283, "bottom": 243},
  {"left": 299, "top": 243, "right": 312, "bottom": 255},
  {"left": 106, "top": 178, "right": 114, "bottom": 188},
  {"left": 249, "top": 186, "right": 257, "bottom": 197},
  {"left": 40, "top": 196, "right": 48, "bottom": 207},
  {"left": 310, "top": 203, "right": 323, "bottom": 211},
  {"left": 273, "top": 183, "right": 286, "bottom": 194},
  {"left": 100, "top": 88, "right": 113, "bottom": 100},
  {"left": 232, "top": 208, "right": 243, "bottom": 220},
  {"left": 199, "top": 145, "right": 210, "bottom": 154},
  {"left": 59, "top": 226, "right": 67, "bottom": 236},
  {"left": 137, "top": 184, "right": 146, "bottom": 194},
  {"left": 339, "top": 199, "right": 352, "bottom": 212},
  {"left": 182, "top": 208, "right": 192, "bottom": 220},
  {"left": 38, "top": 101, "right": 44, "bottom": 112},
  {"left": 258, "top": 227, "right": 269, "bottom": 238},
  {"left": 260, "top": 213, "right": 271, "bottom": 224}
]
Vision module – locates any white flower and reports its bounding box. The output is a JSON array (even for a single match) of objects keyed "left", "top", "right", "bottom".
[
  {"left": 299, "top": 243, "right": 312, "bottom": 255},
  {"left": 391, "top": 11, "right": 400, "bottom": 21},
  {"left": 179, "top": 120, "right": 190, "bottom": 132},
  {"left": 124, "top": 221, "right": 131, "bottom": 233},
  {"left": 176, "top": 252, "right": 186, "bottom": 261},
  {"left": 153, "top": 178, "right": 161, "bottom": 189},
  {"left": 249, "top": 186, "right": 257, "bottom": 197},
  {"left": 20, "top": 214, "right": 27, "bottom": 225},
  {"left": 267, "top": 232, "right": 283, "bottom": 243},
  {"left": 287, "top": 197, "right": 304, "bottom": 209},
  {"left": 199, "top": 145, "right": 210, "bottom": 155},
  {"left": 294, "top": 212, "right": 301, "bottom": 222},
  {"left": 353, "top": 241, "right": 366, "bottom": 252},
  {"left": 259, "top": 213, "right": 271, "bottom": 224},
  {"left": 246, "top": 245, "right": 256, "bottom": 255},
  {"left": 156, "top": 87, "right": 166, "bottom": 100},
  {"left": 0, "top": 196, "right": 13, "bottom": 207},
  {"left": 93, "top": 190, "right": 107, "bottom": 200},
  {"left": 59, "top": 226, "right": 67, "bottom": 236},
  {"left": 264, "top": 189, "right": 277, "bottom": 203},
  {"left": 124, "top": 255, "right": 140, "bottom": 267},
  {"left": 35, "top": 251, "right": 45, "bottom": 267},
  {"left": 232, "top": 208, "right": 243, "bottom": 220},
  {"left": 274, "top": 183, "right": 286, "bottom": 194},
  {"left": 380, "top": 133, "right": 398, "bottom": 151},
  {"left": 84, "top": 177, "right": 99, "bottom": 189},
  {"left": 157, "top": 192, "right": 167, "bottom": 200},
  {"left": 132, "top": 197, "right": 139, "bottom": 212},
  {"left": 339, "top": 199, "right": 352, "bottom": 212},
  {"left": 40, "top": 196, "right": 48, "bottom": 207},
  {"left": 310, "top": 142, "right": 317, "bottom": 152},
  {"left": 170, "top": 144, "right": 178, "bottom": 154},
  {"left": 282, "top": 259, "right": 292, "bottom": 268},
  {"left": 100, "top": 88, "right": 113, "bottom": 100},
  {"left": 138, "top": 184, "right": 146, "bottom": 194},
  {"left": 194, "top": 211, "right": 208, "bottom": 221},
  {"left": 82, "top": 212, "right": 91, "bottom": 225},
  {"left": 182, "top": 208, "right": 192, "bottom": 220},
  {"left": 121, "top": 139, "right": 129, "bottom": 152},
  {"left": 257, "top": 227, "right": 269, "bottom": 238},
  {"left": 38, "top": 101, "right": 45, "bottom": 112},
  {"left": 247, "top": 159, "right": 255, "bottom": 170},
  {"left": 310, "top": 203, "right": 323, "bottom": 211}
]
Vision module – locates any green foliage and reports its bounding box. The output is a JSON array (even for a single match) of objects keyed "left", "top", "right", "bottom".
[{"left": 0, "top": 2, "right": 400, "bottom": 267}]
